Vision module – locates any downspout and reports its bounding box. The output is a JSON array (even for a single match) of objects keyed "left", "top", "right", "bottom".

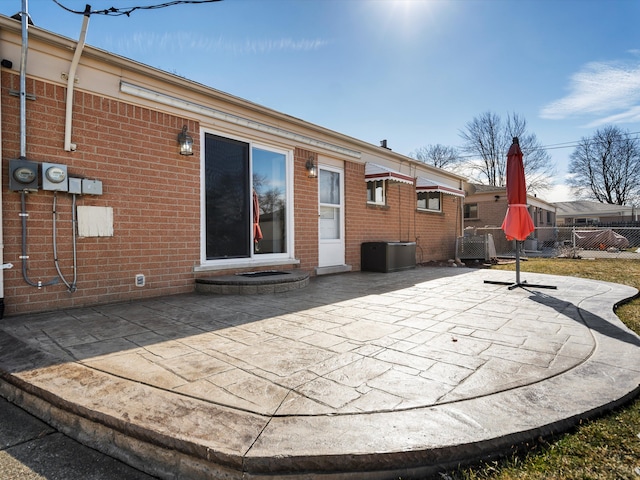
[
  {"left": 459, "top": 179, "right": 464, "bottom": 237},
  {"left": 64, "top": 4, "right": 91, "bottom": 152}
]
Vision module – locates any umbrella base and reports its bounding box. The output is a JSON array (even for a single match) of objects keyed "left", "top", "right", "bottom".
[{"left": 484, "top": 280, "right": 557, "bottom": 290}]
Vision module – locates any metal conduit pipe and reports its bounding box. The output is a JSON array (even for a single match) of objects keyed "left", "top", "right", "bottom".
[
  {"left": 18, "top": 0, "right": 58, "bottom": 289},
  {"left": 52, "top": 192, "right": 78, "bottom": 292},
  {"left": 21, "top": 192, "right": 58, "bottom": 288},
  {"left": 64, "top": 4, "right": 91, "bottom": 152},
  {"left": 19, "top": 0, "right": 28, "bottom": 159}
]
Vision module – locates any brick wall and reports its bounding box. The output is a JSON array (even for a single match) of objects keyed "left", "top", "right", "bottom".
[
  {"left": 414, "top": 194, "right": 462, "bottom": 263},
  {"left": 1, "top": 72, "right": 463, "bottom": 315},
  {"left": 2, "top": 72, "right": 200, "bottom": 315},
  {"left": 344, "top": 163, "right": 461, "bottom": 268},
  {"left": 293, "top": 148, "right": 319, "bottom": 272},
  {"left": 464, "top": 198, "right": 508, "bottom": 228}
]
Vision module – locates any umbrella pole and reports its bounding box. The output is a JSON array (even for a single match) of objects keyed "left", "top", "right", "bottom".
[
  {"left": 485, "top": 239, "right": 557, "bottom": 290},
  {"left": 515, "top": 241, "right": 521, "bottom": 285}
]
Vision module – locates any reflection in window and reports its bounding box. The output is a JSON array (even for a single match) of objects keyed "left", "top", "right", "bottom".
[
  {"left": 320, "top": 170, "right": 340, "bottom": 205},
  {"left": 417, "top": 192, "right": 442, "bottom": 212},
  {"left": 252, "top": 148, "right": 287, "bottom": 254},
  {"left": 319, "top": 169, "right": 340, "bottom": 240}
]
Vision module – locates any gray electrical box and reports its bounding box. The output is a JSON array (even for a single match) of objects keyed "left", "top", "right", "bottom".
[
  {"left": 82, "top": 179, "right": 103, "bottom": 195},
  {"left": 42, "top": 162, "right": 68, "bottom": 191},
  {"left": 9, "top": 158, "right": 39, "bottom": 191},
  {"left": 68, "top": 177, "right": 82, "bottom": 195}
]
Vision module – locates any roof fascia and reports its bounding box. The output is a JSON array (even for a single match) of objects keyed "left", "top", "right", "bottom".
[{"left": 0, "top": 14, "right": 467, "bottom": 183}]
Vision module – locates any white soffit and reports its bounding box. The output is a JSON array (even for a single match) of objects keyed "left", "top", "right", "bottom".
[
  {"left": 120, "top": 81, "right": 361, "bottom": 159},
  {"left": 416, "top": 177, "right": 465, "bottom": 197},
  {"left": 365, "top": 163, "right": 414, "bottom": 185}
]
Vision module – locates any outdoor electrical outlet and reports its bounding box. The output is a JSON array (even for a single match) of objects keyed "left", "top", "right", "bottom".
[{"left": 135, "top": 274, "right": 145, "bottom": 287}]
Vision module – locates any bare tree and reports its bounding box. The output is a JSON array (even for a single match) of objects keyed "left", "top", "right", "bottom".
[
  {"left": 410, "top": 144, "right": 461, "bottom": 171},
  {"left": 568, "top": 125, "right": 640, "bottom": 205},
  {"left": 459, "top": 111, "right": 555, "bottom": 194}
]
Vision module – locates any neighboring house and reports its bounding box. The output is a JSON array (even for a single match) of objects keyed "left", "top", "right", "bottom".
[
  {"left": 553, "top": 200, "right": 638, "bottom": 225},
  {"left": 0, "top": 15, "right": 466, "bottom": 316},
  {"left": 463, "top": 184, "right": 556, "bottom": 250}
]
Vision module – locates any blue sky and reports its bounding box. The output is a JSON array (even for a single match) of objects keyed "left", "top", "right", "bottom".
[{"left": 3, "top": 0, "right": 640, "bottom": 201}]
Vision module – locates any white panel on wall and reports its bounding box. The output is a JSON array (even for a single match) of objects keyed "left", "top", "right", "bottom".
[{"left": 77, "top": 206, "right": 114, "bottom": 237}]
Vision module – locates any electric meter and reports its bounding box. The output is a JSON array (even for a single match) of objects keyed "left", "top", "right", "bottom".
[
  {"left": 9, "top": 158, "right": 39, "bottom": 191},
  {"left": 14, "top": 166, "right": 36, "bottom": 184},
  {"left": 45, "top": 166, "right": 66, "bottom": 183},
  {"left": 42, "top": 162, "right": 69, "bottom": 191}
]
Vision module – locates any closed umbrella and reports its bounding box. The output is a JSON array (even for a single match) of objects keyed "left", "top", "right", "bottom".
[
  {"left": 501, "top": 137, "right": 535, "bottom": 242},
  {"left": 486, "top": 137, "right": 556, "bottom": 290}
]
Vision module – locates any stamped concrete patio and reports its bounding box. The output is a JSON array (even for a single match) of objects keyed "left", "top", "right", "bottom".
[{"left": 0, "top": 267, "right": 638, "bottom": 479}]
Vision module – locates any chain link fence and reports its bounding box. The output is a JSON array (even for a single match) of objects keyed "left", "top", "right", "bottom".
[{"left": 457, "top": 226, "right": 640, "bottom": 261}]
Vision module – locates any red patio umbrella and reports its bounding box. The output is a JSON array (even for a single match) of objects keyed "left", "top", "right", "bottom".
[
  {"left": 501, "top": 137, "right": 535, "bottom": 241},
  {"left": 485, "top": 137, "right": 556, "bottom": 290},
  {"left": 253, "top": 189, "right": 263, "bottom": 243}
]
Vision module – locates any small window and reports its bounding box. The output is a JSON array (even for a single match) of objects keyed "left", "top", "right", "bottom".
[
  {"left": 367, "top": 180, "right": 386, "bottom": 205},
  {"left": 464, "top": 203, "right": 478, "bottom": 219},
  {"left": 417, "top": 192, "right": 441, "bottom": 212}
]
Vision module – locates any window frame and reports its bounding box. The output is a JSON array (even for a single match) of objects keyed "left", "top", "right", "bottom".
[
  {"left": 416, "top": 191, "right": 442, "bottom": 212},
  {"left": 199, "top": 129, "right": 294, "bottom": 268},
  {"left": 366, "top": 179, "right": 386, "bottom": 205},
  {"left": 464, "top": 203, "right": 479, "bottom": 219}
]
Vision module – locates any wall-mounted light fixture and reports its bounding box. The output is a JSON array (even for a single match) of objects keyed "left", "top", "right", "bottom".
[
  {"left": 177, "top": 125, "right": 193, "bottom": 156},
  {"left": 305, "top": 155, "right": 318, "bottom": 178},
  {"left": 494, "top": 195, "right": 500, "bottom": 202}
]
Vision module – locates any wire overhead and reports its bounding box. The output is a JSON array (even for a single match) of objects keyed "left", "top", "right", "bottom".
[{"left": 52, "top": 0, "right": 221, "bottom": 17}]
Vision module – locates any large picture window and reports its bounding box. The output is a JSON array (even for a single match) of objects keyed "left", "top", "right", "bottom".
[{"left": 204, "top": 133, "right": 289, "bottom": 261}]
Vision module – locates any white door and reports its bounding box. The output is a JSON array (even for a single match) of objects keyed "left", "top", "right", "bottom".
[{"left": 318, "top": 165, "right": 345, "bottom": 267}]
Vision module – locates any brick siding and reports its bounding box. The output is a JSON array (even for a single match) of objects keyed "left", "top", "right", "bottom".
[
  {"left": 2, "top": 72, "right": 199, "bottom": 315},
  {"left": 2, "top": 72, "right": 461, "bottom": 316}
]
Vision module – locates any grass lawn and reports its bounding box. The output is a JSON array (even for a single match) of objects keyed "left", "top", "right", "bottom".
[{"left": 449, "top": 258, "right": 640, "bottom": 480}]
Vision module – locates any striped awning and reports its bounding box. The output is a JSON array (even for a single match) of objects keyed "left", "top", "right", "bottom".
[
  {"left": 416, "top": 177, "right": 465, "bottom": 197},
  {"left": 365, "top": 163, "right": 414, "bottom": 185}
]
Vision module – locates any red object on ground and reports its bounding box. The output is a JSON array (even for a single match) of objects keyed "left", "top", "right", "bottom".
[
  {"left": 253, "top": 190, "right": 263, "bottom": 242},
  {"left": 501, "top": 138, "right": 535, "bottom": 241}
]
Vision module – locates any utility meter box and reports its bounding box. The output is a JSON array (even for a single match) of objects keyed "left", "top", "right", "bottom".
[
  {"left": 82, "top": 179, "right": 103, "bottom": 195},
  {"left": 9, "top": 158, "right": 39, "bottom": 191},
  {"left": 68, "top": 177, "right": 82, "bottom": 195},
  {"left": 42, "top": 162, "right": 68, "bottom": 191}
]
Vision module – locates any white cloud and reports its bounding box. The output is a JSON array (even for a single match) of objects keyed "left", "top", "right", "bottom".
[
  {"left": 106, "top": 32, "right": 329, "bottom": 56},
  {"left": 544, "top": 182, "right": 575, "bottom": 203},
  {"left": 584, "top": 105, "right": 640, "bottom": 128},
  {"left": 540, "top": 59, "right": 640, "bottom": 124},
  {"left": 237, "top": 38, "right": 330, "bottom": 54}
]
